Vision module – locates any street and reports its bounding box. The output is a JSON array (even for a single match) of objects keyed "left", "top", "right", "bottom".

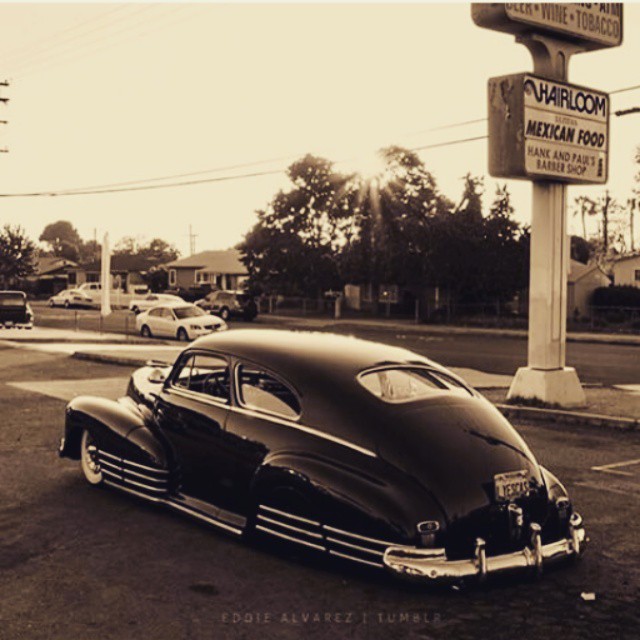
[{"left": 1, "top": 343, "right": 639, "bottom": 640}]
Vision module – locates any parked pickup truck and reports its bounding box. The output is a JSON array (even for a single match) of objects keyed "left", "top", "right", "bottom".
[{"left": 0, "top": 291, "right": 34, "bottom": 328}]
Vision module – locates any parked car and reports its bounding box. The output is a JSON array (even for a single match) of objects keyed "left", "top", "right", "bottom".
[
  {"left": 59, "top": 330, "right": 586, "bottom": 584},
  {"left": 195, "top": 290, "right": 258, "bottom": 321},
  {"left": 0, "top": 290, "right": 34, "bottom": 328},
  {"left": 129, "top": 293, "right": 184, "bottom": 314},
  {"left": 48, "top": 289, "right": 93, "bottom": 308},
  {"left": 164, "top": 285, "right": 211, "bottom": 303},
  {"left": 135, "top": 302, "right": 227, "bottom": 341}
]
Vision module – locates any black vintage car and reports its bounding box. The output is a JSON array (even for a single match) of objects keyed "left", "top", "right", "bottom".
[
  {"left": 59, "top": 330, "right": 586, "bottom": 583},
  {"left": 0, "top": 290, "right": 34, "bottom": 328}
]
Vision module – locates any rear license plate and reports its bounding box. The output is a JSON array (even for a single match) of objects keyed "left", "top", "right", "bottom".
[{"left": 494, "top": 470, "right": 530, "bottom": 502}]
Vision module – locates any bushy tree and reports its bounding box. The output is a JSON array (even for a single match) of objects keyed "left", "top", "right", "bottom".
[
  {"left": 39, "top": 220, "right": 82, "bottom": 260},
  {"left": 0, "top": 225, "right": 37, "bottom": 287}
]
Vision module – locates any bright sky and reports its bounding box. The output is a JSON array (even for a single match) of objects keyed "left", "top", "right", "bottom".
[{"left": 0, "top": 2, "right": 639, "bottom": 256}]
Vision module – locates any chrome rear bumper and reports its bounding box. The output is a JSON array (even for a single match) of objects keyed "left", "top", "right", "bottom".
[{"left": 383, "top": 513, "right": 586, "bottom": 582}]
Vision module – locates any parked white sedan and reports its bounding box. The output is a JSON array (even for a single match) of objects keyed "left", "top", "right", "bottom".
[
  {"left": 129, "top": 293, "right": 184, "bottom": 314},
  {"left": 136, "top": 302, "right": 227, "bottom": 341},
  {"left": 48, "top": 289, "right": 93, "bottom": 308}
]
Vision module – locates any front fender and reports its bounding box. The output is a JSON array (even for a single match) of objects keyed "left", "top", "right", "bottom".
[
  {"left": 251, "top": 452, "right": 446, "bottom": 545},
  {"left": 61, "top": 395, "right": 166, "bottom": 468}
]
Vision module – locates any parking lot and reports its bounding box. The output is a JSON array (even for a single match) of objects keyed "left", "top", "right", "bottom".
[{"left": 1, "top": 339, "right": 639, "bottom": 640}]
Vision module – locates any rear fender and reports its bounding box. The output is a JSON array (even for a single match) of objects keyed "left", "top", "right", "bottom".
[
  {"left": 62, "top": 396, "right": 167, "bottom": 468},
  {"left": 251, "top": 453, "right": 445, "bottom": 544}
]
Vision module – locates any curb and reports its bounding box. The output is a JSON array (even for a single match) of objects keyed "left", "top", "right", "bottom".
[
  {"left": 496, "top": 403, "right": 640, "bottom": 431},
  {"left": 71, "top": 352, "right": 168, "bottom": 368}
]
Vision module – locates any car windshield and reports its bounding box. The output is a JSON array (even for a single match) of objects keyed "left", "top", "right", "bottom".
[
  {"left": 0, "top": 293, "right": 26, "bottom": 306},
  {"left": 173, "top": 305, "right": 205, "bottom": 319},
  {"left": 358, "top": 367, "right": 472, "bottom": 403}
]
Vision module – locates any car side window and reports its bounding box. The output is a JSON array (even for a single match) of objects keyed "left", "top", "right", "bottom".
[
  {"left": 148, "top": 308, "right": 162, "bottom": 317},
  {"left": 173, "top": 354, "right": 230, "bottom": 403},
  {"left": 237, "top": 365, "right": 300, "bottom": 419},
  {"left": 161, "top": 308, "right": 174, "bottom": 319}
]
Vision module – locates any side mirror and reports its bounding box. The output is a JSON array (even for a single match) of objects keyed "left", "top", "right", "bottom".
[{"left": 148, "top": 367, "right": 167, "bottom": 384}]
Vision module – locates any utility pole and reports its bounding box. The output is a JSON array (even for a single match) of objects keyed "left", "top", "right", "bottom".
[
  {"left": 629, "top": 198, "right": 636, "bottom": 253},
  {"left": 602, "top": 190, "right": 611, "bottom": 254},
  {"left": 188, "top": 225, "right": 198, "bottom": 256},
  {"left": 0, "top": 80, "right": 9, "bottom": 154}
]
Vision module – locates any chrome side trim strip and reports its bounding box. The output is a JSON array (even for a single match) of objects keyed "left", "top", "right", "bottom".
[
  {"left": 329, "top": 549, "right": 384, "bottom": 568},
  {"left": 232, "top": 405, "right": 376, "bottom": 458},
  {"left": 98, "top": 459, "right": 167, "bottom": 484},
  {"left": 168, "top": 500, "right": 243, "bottom": 536},
  {"left": 120, "top": 458, "right": 169, "bottom": 475},
  {"left": 256, "top": 525, "right": 326, "bottom": 551},
  {"left": 103, "top": 479, "right": 165, "bottom": 504},
  {"left": 257, "top": 514, "right": 323, "bottom": 539},
  {"left": 259, "top": 504, "right": 321, "bottom": 527},
  {"left": 96, "top": 449, "right": 168, "bottom": 475},
  {"left": 100, "top": 468, "right": 166, "bottom": 494},
  {"left": 323, "top": 525, "right": 396, "bottom": 547},
  {"left": 326, "top": 536, "right": 384, "bottom": 557}
]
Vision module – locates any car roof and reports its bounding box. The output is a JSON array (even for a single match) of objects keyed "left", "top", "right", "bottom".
[{"left": 191, "top": 329, "right": 439, "bottom": 378}]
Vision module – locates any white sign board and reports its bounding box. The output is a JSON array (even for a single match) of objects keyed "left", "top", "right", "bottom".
[
  {"left": 523, "top": 75, "right": 608, "bottom": 183},
  {"left": 505, "top": 3, "right": 622, "bottom": 47}
]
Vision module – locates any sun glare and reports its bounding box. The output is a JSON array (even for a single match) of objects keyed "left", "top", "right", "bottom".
[{"left": 343, "top": 152, "right": 388, "bottom": 184}]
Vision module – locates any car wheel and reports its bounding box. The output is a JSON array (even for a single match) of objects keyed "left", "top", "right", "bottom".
[
  {"left": 177, "top": 327, "right": 189, "bottom": 342},
  {"left": 48, "top": 299, "right": 55, "bottom": 307},
  {"left": 140, "top": 324, "right": 152, "bottom": 338},
  {"left": 80, "top": 430, "right": 103, "bottom": 486},
  {"left": 64, "top": 300, "right": 70, "bottom": 309},
  {"left": 220, "top": 307, "right": 230, "bottom": 321},
  {"left": 131, "top": 306, "right": 139, "bottom": 314}
]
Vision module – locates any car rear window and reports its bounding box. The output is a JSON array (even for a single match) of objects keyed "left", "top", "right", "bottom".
[
  {"left": 358, "top": 367, "right": 472, "bottom": 403},
  {"left": 0, "top": 293, "right": 26, "bottom": 306}
]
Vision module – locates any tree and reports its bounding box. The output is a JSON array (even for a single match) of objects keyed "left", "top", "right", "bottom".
[
  {"left": 0, "top": 225, "right": 37, "bottom": 287},
  {"left": 39, "top": 221, "right": 82, "bottom": 260},
  {"left": 570, "top": 235, "right": 592, "bottom": 264},
  {"left": 113, "top": 236, "right": 179, "bottom": 265}
]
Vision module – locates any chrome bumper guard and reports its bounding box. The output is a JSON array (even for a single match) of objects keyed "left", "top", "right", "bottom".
[{"left": 383, "top": 513, "right": 586, "bottom": 582}]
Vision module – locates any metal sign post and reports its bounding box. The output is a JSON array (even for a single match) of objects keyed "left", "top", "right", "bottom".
[
  {"left": 507, "top": 34, "right": 587, "bottom": 407},
  {"left": 472, "top": 4, "right": 623, "bottom": 407}
]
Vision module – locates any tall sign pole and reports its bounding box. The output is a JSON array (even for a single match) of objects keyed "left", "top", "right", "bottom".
[
  {"left": 472, "top": 3, "right": 623, "bottom": 408},
  {"left": 100, "top": 232, "right": 112, "bottom": 317}
]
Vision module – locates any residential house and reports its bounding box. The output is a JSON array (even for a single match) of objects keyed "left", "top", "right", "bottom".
[
  {"left": 611, "top": 254, "right": 640, "bottom": 288},
  {"left": 166, "top": 249, "right": 248, "bottom": 291},
  {"left": 567, "top": 259, "right": 611, "bottom": 319},
  {"left": 30, "top": 256, "right": 78, "bottom": 295},
  {"left": 67, "top": 255, "right": 155, "bottom": 293}
]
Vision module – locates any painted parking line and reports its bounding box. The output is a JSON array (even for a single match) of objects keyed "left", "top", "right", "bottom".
[{"left": 591, "top": 458, "right": 640, "bottom": 477}]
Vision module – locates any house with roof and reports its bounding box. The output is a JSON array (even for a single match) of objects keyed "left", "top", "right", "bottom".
[
  {"left": 67, "top": 254, "right": 155, "bottom": 293},
  {"left": 30, "top": 256, "right": 78, "bottom": 295},
  {"left": 165, "top": 249, "right": 248, "bottom": 291},
  {"left": 611, "top": 254, "right": 640, "bottom": 288},
  {"left": 567, "top": 259, "right": 611, "bottom": 319}
]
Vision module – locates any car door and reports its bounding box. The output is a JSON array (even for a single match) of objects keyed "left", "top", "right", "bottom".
[
  {"left": 155, "top": 351, "right": 233, "bottom": 506},
  {"left": 153, "top": 307, "right": 176, "bottom": 337},
  {"left": 221, "top": 362, "right": 302, "bottom": 513},
  {"left": 145, "top": 307, "right": 164, "bottom": 334}
]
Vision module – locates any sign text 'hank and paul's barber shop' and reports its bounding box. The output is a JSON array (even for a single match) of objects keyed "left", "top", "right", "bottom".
[{"left": 488, "top": 73, "right": 609, "bottom": 185}]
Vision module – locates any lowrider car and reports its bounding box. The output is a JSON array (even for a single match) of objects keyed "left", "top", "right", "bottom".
[{"left": 59, "top": 330, "right": 586, "bottom": 583}]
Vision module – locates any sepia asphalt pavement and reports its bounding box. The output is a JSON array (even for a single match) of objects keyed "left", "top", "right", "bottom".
[{"left": 1, "top": 342, "right": 639, "bottom": 640}]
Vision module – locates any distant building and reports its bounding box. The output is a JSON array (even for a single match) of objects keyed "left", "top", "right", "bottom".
[
  {"left": 611, "top": 254, "right": 640, "bottom": 288},
  {"left": 68, "top": 255, "right": 156, "bottom": 293},
  {"left": 166, "top": 249, "right": 248, "bottom": 291},
  {"left": 30, "top": 256, "right": 78, "bottom": 295},
  {"left": 567, "top": 259, "right": 610, "bottom": 319}
]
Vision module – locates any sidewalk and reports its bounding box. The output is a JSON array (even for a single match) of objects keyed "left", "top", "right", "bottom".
[
  {"left": 0, "top": 326, "right": 149, "bottom": 344},
  {"left": 264, "top": 314, "right": 640, "bottom": 346}
]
